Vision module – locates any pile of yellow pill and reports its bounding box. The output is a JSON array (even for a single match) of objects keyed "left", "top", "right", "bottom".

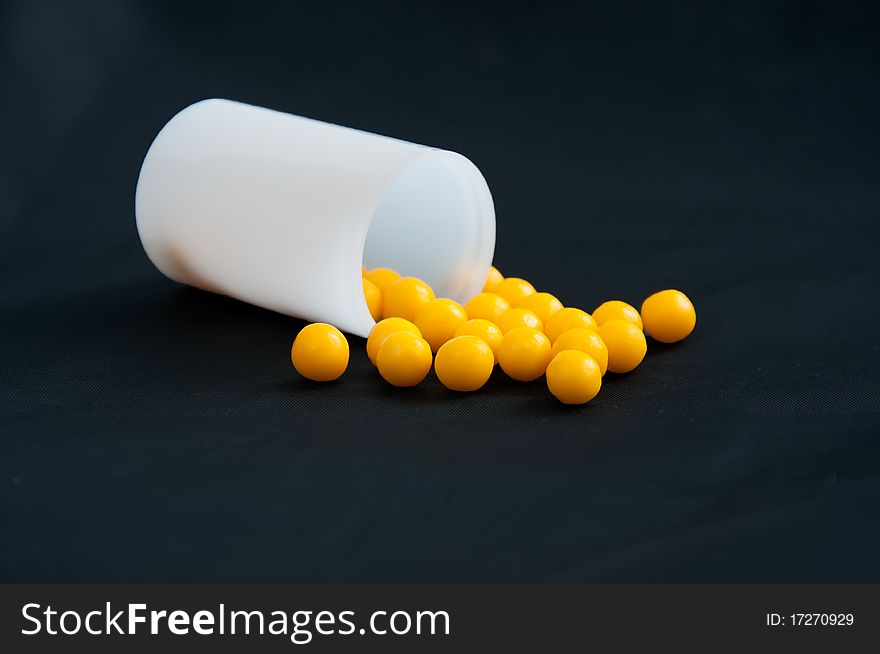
[{"left": 290, "top": 264, "right": 697, "bottom": 405}]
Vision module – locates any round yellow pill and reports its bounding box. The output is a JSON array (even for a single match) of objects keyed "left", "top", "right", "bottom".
[
  {"left": 496, "top": 327, "right": 552, "bottom": 382},
  {"left": 640, "top": 289, "right": 696, "bottom": 343},
  {"left": 382, "top": 277, "right": 435, "bottom": 321},
  {"left": 434, "top": 335, "right": 495, "bottom": 391},
  {"left": 291, "top": 323, "right": 349, "bottom": 381},
  {"left": 362, "top": 278, "right": 382, "bottom": 321},
  {"left": 366, "top": 317, "right": 420, "bottom": 366},
  {"left": 592, "top": 300, "right": 643, "bottom": 330},
  {"left": 454, "top": 318, "right": 503, "bottom": 357},
  {"left": 494, "top": 277, "right": 536, "bottom": 307},
  {"left": 551, "top": 327, "right": 609, "bottom": 376},
  {"left": 497, "top": 307, "right": 543, "bottom": 334},
  {"left": 519, "top": 291, "right": 563, "bottom": 324},
  {"left": 546, "top": 350, "right": 602, "bottom": 405},
  {"left": 483, "top": 265, "right": 504, "bottom": 292},
  {"left": 376, "top": 331, "right": 433, "bottom": 387},
  {"left": 364, "top": 267, "right": 401, "bottom": 292},
  {"left": 414, "top": 298, "right": 468, "bottom": 352},
  {"left": 544, "top": 307, "right": 598, "bottom": 343},
  {"left": 597, "top": 319, "right": 647, "bottom": 373},
  {"left": 464, "top": 292, "right": 511, "bottom": 323}
]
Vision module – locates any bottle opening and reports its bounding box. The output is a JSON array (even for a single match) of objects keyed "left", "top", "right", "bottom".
[{"left": 363, "top": 151, "right": 494, "bottom": 304}]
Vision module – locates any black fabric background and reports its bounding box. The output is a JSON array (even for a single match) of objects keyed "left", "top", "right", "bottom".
[{"left": 1, "top": 0, "right": 879, "bottom": 582}]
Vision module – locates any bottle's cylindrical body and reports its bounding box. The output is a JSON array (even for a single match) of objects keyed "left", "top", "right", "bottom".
[{"left": 135, "top": 99, "right": 495, "bottom": 336}]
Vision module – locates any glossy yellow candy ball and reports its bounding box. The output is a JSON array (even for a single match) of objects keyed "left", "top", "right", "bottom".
[
  {"left": 494, "top": 277, "right": 536, "bottom": 307},
  {"left": 454, "top": 319, "right": 503, "bottom": 357},
  {"left": 376, "top": 331, "right": 433, "bottom": 387},
  {"left": 498, "top": 307, "right": 543, "bottom": 334},
  {"left": 414, "top": 298, "right": 468, "bottom": 352},
  {"left": 382, "top": 276, "right": 435, "bottom": 321},
  {"left": 464, "top": 292, "right": 511, "bottom": 323},
  {"left": 640, "top": 289, "right": 696, "bottom": 343},
  {"left": 544, "top": 307, "right": 598, "bottom": 343},
  {"left": 362, "top": 278, "right": 382, "bottom": 321},
  {"left": 496, "top": 327, "right": 552, "bottom": 382},
  {"left": 364, "top": 267, "right": 401, "bottom": 292},
  {"left": 519, "top": 291, "right": 563, "bottom": 324},
  {"left": 483, "top": 265, "right": 504, "bottom": 292},
  {"left": 291, "top": 323, "right": 349, "bottom": 381},
  {"left": 546, "top": 350, "right": 602, "bottom": 405},
  {"left": 593, "top": 300, "right": 643, "bottom": 330},
  {"left": 551, "top": 327, "right": 609, "bottom": 376},
  {"left": 598, "top": 319, "right": 647, "bottom": 373},
  {"left": 434, "top": 335, "right": 495, "bottom": 391},
  {"left": 366, "top": 317, "right": 420, "bottom": 365}
]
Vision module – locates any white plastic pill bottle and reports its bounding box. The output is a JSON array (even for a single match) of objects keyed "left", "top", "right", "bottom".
[{"left": 135, "top": 99, "right": 496, "bottom": 337}]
